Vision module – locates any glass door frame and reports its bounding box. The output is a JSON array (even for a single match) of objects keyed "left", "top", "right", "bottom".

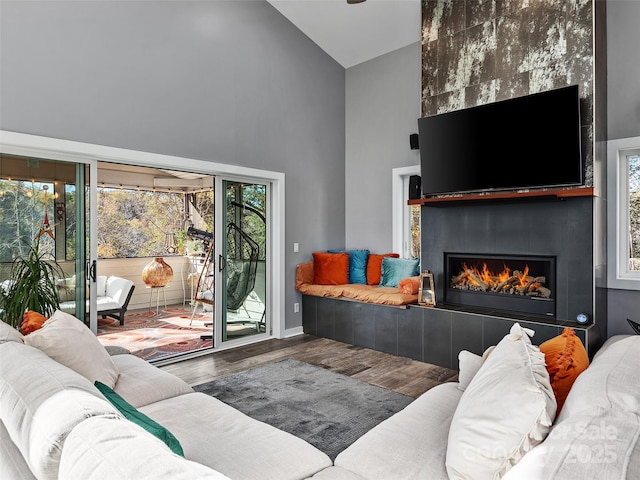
[
  {"left": 0, "top": 133, "right": 99, "bottom": 332},
  {"left": 214, "top": 176, "right": 271, "bottom": 348},
  {"left": 1, "top": 130, "right": 286, "bottom": 352}
]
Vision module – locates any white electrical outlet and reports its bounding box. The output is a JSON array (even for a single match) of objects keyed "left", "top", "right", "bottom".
[
  {"left": 294, "top": 302, "right": 300, "bottom": 313},
  {"left": 293, "top": 242, "right": 299, "bottom": 253}
]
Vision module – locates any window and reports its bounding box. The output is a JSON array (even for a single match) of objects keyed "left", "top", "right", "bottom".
[
  {"left": 96, "top": 187, "right": 213, "bottom": 259},
  {"left": 608, "top": 137, "right": 640, "bottom": 290},
  {"left": 0, "top": 180, "right": 56, "bottom": 262},
  {"left": 392, "top": 166, "right": 421, "bottom": 259}
]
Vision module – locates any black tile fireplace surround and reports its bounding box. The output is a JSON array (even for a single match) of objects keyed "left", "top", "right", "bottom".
[{"left": 421, "top": 196, "right": 594, "bottom": 324}]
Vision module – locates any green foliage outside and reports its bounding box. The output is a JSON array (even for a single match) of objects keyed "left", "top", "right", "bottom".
[
  {"left": 226, "top": 183, "right": 266, "bottom": 261},
  {"left": 0, "top": 180, "right": 56, "bottom": 263},
  {"left": 629, "top": 155, "right": 640, "bottom": 270}
]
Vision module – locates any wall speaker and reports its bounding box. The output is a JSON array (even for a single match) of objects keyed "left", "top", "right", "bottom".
[
  {"left": 409, "top": 133, "right": 419, "bottom": 150},
  {"left": 409, "top": 175, "right": 421, "bottom": 200}
]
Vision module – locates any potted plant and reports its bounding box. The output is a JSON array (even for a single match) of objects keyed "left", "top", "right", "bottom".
[{"left": 0, "top": 238, "right": 64, "bottom": 329}]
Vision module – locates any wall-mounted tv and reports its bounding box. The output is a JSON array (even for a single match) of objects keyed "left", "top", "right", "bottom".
[{"left": 418, "top": 85, "right": 583, "bottom": 196}]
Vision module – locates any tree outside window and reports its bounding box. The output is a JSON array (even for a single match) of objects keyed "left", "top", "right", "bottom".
[{"left": 629, "top": 154, "right": 639, "bottom": 271}]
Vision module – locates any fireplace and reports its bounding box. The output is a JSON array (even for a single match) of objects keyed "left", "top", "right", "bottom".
[{"left": 444, "top": 253, "right": 556, "bottom": 317}]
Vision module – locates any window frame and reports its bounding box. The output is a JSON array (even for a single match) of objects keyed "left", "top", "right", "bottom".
[
  {"left": 607, "top": 136, "right": 640, "bottom": 290},
  {"left": 392, "top": 165, "right": 420, "bottom": 259}
]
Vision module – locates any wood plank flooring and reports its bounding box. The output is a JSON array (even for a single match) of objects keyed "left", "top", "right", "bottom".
[{"left": 159, "top": 334, "right": 459, "bottom": 398}]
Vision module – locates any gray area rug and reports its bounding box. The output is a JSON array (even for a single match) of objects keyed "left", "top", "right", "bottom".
[{"left": 193, "top": 359, "right": 414, "bottom": 460}]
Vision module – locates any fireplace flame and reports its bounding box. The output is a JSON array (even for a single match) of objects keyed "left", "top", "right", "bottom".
[
  {"left": 461, "top": 262, "right": 529, "bottom": 289},
  {"left": 451, "top": 261, "right": 550, "bottom": 298}
]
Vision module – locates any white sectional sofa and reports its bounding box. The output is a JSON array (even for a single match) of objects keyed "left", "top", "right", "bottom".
[
  {"left": 1, "top": 311, "right": 638, "bottom": 480},
  {"left": 311, "top": 332, "right": 640, "bottom": 480},
  {"left": 0, "top": 314, "right": 332, "bottom": 480}
]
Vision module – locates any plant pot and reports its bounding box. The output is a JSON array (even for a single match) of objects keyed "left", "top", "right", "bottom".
[{"left": 142, "top": 258, "right": 174, "bottom": 287}]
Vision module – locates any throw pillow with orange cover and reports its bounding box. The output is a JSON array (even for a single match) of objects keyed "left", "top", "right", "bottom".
[{"left": 20, "top": 310, "right": 48, "bottom": 335}]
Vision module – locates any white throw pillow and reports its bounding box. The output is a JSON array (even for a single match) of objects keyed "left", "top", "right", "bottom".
[
  {"left": 457, "top": 350, "right": 482, "bottom": 391},
  {"left": 0, "top": 319, "right": 24, "bottom": 343},
  {"left": 96, "top": 275, "right": 107, "bottom": 297},
  {"left": 446, "top": 323, "right": 556, "bottom": 480},
  {"left": 457, "top": 346, "right": 495, "bottom": 391},
  {"left": 24, "top": 310, "right": 119, "bottom": 388}
]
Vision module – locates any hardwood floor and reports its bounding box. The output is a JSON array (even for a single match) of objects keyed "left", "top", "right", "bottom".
[{"left": 159, "top": 334, "right": 459, "bottom": 398}]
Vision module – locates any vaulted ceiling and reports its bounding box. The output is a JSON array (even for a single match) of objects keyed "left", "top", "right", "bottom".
[{"left": 266, "top": 0, "right": 421, "bottom": 68}]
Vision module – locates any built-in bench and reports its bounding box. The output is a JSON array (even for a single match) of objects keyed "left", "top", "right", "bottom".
[{"left": 301, "top": 294, "right": 600, "bottom": 370}]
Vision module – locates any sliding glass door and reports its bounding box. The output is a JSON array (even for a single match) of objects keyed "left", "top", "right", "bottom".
[
  {"left": 218, "top": 179, "right": 268, "bottom": 344},
  {"left": 0, "top": 155, "right": 98, "bottom": 331}
]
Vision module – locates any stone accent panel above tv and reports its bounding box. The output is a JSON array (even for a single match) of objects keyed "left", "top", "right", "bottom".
[{"left": 421, "top": 0, "right": 595, "bottom": 186}]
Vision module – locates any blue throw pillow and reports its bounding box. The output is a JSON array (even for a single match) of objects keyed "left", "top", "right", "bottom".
[
  {"left": 379, "top": 257, "right": 420, "bottom": 288},
  {"left": 328, "top": 249, "right": 370, "bottom": 284}
]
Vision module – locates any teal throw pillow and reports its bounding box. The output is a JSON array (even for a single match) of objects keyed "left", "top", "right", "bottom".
[
  {"left": 379, "top": 257, "right": 420, "bottom": 288},
  {"left": 94, "top": 381, "right": 184, "bottom": 457},
  {"left": 328, "top": 249, "right": 370, "bottom": 284}
]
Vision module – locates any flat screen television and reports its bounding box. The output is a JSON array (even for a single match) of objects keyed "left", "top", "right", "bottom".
[{"left": 418, "top": 85, "right": 583, "bottom": 196}]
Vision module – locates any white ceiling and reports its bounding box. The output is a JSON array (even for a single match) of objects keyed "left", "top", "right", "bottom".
[{"left": 267, "top": 0, "right": 421, "bottom": 69}]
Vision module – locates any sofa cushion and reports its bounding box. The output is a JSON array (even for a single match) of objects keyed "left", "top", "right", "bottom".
[
  {"left": 366, "top": 253, "right": 399, "bottom": 285},
  {"left": 557, "top": 334, "right": 640, "bottom": 423},
  {"left": 59, "top": 416, "right": 231, "bottom": 480},
  {"left": 339, "top": 284, "right": 418, "bottom": 305},
  {"left": 308, "top": 466, "right": 368, "bottom": 480},
  {"left": 0, "top": 419, "right": 37, "bottom": 480},
  {"left": 0, "top": 341, "right": 116, "bottom": 480},
  {"left": 105, "top": 275, "right": 134, "bottom": 307},
  {"left": 446, "top": 323, "right": 556, "bottom": 480},
  {"left": 502, "top": 407, "right": 640, "bottom": 480},
  {"left": 334, "top": 382, "right": 462, "bottom": 480},
  {"left": 95, "top": 380, "right": 184, "bottom": 456},
  {"left": 96, "top": 275, "right": 107, "bottom": 297},
  {"left": 139, "top": 392, "right": 332, "bottom": 480},
  {"left": 379, "top": 257, "right": 419, "bottom": 288},
  {"left": 312, "top": 252, "right": 350, "bottom": 285},
  {"left": 111, "top": 353, "right": 193, "bottom": 408},
  {"left": 328, "top": 249, "right": 370, "bottom": 284},
  {"left": 24, "top": 309, "right": 120, "bottom": 388},
  {"left": 539, "top": 327, "right": 589, "bottom": 414},
  {"left": 0, "top": 319, "right": 23, "bottom": 344}
]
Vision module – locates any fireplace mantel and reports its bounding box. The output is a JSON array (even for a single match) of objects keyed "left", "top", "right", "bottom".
[{"left": 408, "top": 187, "right": 594, "bottom": 206}]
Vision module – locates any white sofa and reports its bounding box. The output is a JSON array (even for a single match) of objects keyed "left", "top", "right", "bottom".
[
  {"left": 0, "top": 316, "right": 332, "bottom": 480},
  {"left": 58, "top": 275, "right": 135, "bottom": 325},
  {"left": 311, "top": 333, "right": 640, "bottom": 480},
  {"left": 1, "top": 313, "right": 638, "bottom": 480}
]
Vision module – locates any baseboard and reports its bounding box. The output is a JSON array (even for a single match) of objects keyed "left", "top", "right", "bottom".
[{"left": 284, "top": 326, "right": 304, "bottom": 338}]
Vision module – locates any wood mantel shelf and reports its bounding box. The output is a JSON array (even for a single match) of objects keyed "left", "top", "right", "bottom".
[{"left": 408, "top": 187, "right": 594, "bottom": 205}]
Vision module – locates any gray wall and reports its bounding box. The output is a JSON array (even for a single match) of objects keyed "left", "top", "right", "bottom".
[
  {"left": 345, "top": 43, "right": 421, "bottom": 253},
  {"left": 607, "top": 0, "right": 640, "bottom": 141},
  {"left": 0, "top": 0, "right": 346, "bottom": 332},
  {"left": 606, "top": 0, "right": 640, "bottom": 336}
]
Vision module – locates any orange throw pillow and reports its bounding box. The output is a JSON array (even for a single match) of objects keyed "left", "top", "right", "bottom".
[
  {"left": 312, "top": 252, "right": 350, "bottom": 285},
  {"left": 398, "top": 276, "right": 421, "bottom": 294},
  {"left": 367, "top": 253, "right": 400, "bottom": 285},
  {"left": 20, "top": 310, "right": 48, "bottom": 335},
  {"left": 539, "top": 327, "right": 589, "bottom": 413}
]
